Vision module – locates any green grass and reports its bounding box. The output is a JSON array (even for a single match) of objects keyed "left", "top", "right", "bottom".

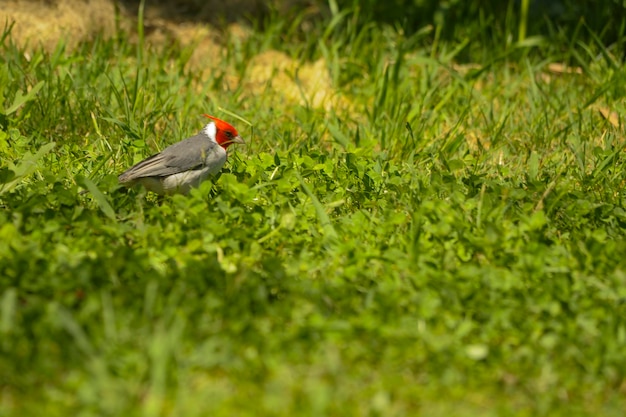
[{"left": 1, "top": 5, "right": 626, "bottom": 416}]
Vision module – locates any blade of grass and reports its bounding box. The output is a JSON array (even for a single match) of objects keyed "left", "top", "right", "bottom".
[
  {"left": 78, "top": 176, "right": 117, "bottom": 221},
  {"left": 297, "top": 172, "right": 337, "bottom": 241}
]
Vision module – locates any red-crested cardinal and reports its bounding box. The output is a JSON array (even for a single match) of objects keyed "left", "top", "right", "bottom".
[{"left": 118, "top": 115, "right": 244, "bottom": 195}]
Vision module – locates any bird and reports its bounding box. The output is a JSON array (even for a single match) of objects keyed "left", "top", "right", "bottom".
[{"left": 118, "top": 115, "right": 244, "bottom": 195}]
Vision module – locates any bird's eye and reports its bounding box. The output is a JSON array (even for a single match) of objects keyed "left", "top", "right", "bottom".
[{"left": 226, "top": 131, "right": 233, "bottom": 138}]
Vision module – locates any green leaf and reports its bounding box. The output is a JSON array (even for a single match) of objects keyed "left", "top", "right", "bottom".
[
  {"left": 0, "top": 288, "right": 17, "bottom": 334},
  {"left": 0, "top": 166, "right": 15, "bottom": 184},
  {"left": 466, "top": 344, "right": 489, "bottom": 360},
  {"left": 4, "top": 81, "right": 45, "bottom": 115},
  {"left": 0, "top": 141, "right": 55, "bottom": 194},
  {"left": 77, "top": 176, "right": 117, "bottom": 221},
  {"left": 326, "top": 120, "right": 350, "bottom": 149}
]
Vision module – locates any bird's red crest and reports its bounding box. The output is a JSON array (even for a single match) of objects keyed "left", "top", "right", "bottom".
[{"left": 203, "top": 114, "right": 241, "bottom": 149}]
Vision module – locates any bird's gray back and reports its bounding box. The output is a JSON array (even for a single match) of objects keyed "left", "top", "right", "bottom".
[{"left": 119, "top": 132, "right": 218, "bottom": 181}]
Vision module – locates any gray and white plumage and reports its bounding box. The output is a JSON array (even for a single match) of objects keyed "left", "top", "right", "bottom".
[{"left": 118, "top": 117, "right": 244, "bottom": 195}]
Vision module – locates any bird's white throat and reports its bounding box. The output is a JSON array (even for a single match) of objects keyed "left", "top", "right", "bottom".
[{"left": 203, "top": 121, "right": 217, "bottom": 142}]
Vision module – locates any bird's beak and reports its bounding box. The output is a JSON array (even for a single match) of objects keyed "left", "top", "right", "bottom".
[{"left": 230, "top": 135, "right": 245, "bottom": 145}]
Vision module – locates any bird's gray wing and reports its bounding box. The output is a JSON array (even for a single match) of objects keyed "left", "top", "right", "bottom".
[{"left": 118, "top": 133, "right": 218, "bottom": 182}]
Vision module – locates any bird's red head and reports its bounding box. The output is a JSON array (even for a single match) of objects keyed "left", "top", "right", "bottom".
[{"left": 203, "top": 114, "right": 244, "bottom": 149}]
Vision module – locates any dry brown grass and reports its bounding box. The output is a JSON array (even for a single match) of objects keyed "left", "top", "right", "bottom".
[
  {"left": 2, "top": 0, "right": 342, "bottom": 111},
  {"left": 2, "top": 0, "right": 118, "bottom": 50}
]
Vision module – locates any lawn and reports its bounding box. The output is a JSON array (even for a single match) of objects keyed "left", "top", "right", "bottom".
[{"left": 1, "top": 1, "right": 626, "bottom": 415}]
